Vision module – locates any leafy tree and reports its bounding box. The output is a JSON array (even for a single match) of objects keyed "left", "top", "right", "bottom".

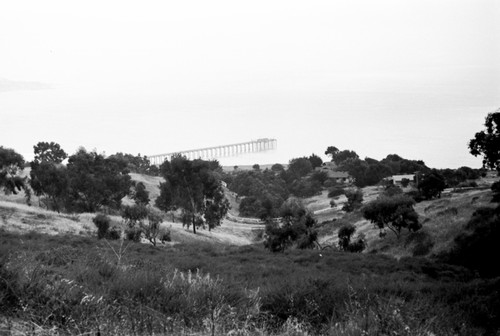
[
  {"left": 93, "top": 213, "right": 112, "bottom": 239},
  {"left": 363, "top": 162, "right": 392, "bottom": 186},
  {"left": 327, "top": 186, "right": 345, "bottom": 198},
  {"left": 363, "top": 194, "right": 421, "bottom": 238},
  {"left": 30, "top": 142, "right": 69, "bottom": 212},
  {"left": 33, "top": 141, "right": 67, "bottom": 163},
  {"left": 288, "top": 157, "right": 313, "bottom": 179},
  {"left": 400, "top": 178, "right": 410, "bottom": 188},
  {"left": 338, "top": 224, "right": 366, "bottom": 252},
  {"left": 338, "top": 224, "right": 355, "bottom": 251},
  {"left": 0, "top": 146, "right": 26, "bottom": 195},
  {"left": 325, "top": 146, "right": 339, "bottom": 159},
  {"left": 310, "top": 170, "right": 328, "bottom": 185},
  {"left": 155, "top": 180, "right": 177, "bottom": 221},
  {"left": 204, "top": 185, "right": 230, "bottom": 231},
  {"left": 382, "top": 184, "right": 403, "bottom": 197},
  {"left": 418, "top": 171, "right": 446, "bottom": 199},
  {"left": 133, "top": 182, "right": 150, "bottom": 205},
  {"left": 333, "top": 150, "right": 359, "bottom": 165},
  {"left": 308, "top": 153, "right": 323, "bottom": 169},
  {"left": 141, "top": 207, "right": 163, "bottom": 246},
  {"left": 30, "top": 161, "right": 68, "bottom": 212},
  {"left": 264, "top": 199, "right": 318, "bottom": 252},
  {"left": 271, "top": 163, "right": 285, "bottom": 173},
  {"left": 108, "top": 152, "right": 156, "bottom": 175},
  {"left": 339, "top": 158, "right": 369, "bottom": 187},
  {"left": 288, "top": 179, "right": 322, "bottom": 198},
  {"left": 252, "top": 164, "right": 260, "bottom": 171},
  {"left": 326, "top": 146, "right": 359, "bottom": 165},
  {"left": 65, "top": 148, "right": 133, "bottom": 212},
  {"left": 380, "top": 154, "right": 429, "bottom": 175},
  {"left": 469, "top": 111, "right": 500, "bottom": 171},
  {"left": 229, "top": 169, "right": 288, "bottom": 218},
  {"left": 157, "top": 155, "right": 229, "bottom": 234},
  {"left": 342, "top": 189, "right": 363, "bottom": 212},
  {"left": 122, "top": 204, "right": 148, "bottom": 227}
]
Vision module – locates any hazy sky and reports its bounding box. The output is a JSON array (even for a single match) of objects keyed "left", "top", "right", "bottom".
[{"left": 1, "top": 0, "right": 499, "bottom": 168}]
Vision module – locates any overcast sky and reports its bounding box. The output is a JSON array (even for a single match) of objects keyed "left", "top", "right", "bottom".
[{"left": 1, "top": 0, "right": 499, "bottom": 168}]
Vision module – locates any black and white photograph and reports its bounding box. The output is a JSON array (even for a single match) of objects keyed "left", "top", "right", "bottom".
[{"left": 1, "top": 1, "right": 499, "bottom": 335}]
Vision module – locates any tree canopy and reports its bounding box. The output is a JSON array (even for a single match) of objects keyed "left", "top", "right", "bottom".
[
  {"left": 363, "top": 194, "right": 421, "bottom": 238},
  {"left": 469, "top": 111, "right": 500, "bottom": 171},
  {"left": 156, "top": 155, "right": 229, "bottom": 234},
  {"left": 0, "top": 146, "right": 26, "bottom": 195},
  {"left": 30, "top": 142, "right": 69, "bottom": 212},
  {"left": 417, "top": 171, "right": 446, "bottom": 199},
  {"left": 65, "top": 148, "right": 133, "bottom": 212},
  {"left": 264, "top": 198, "right": 318, "bottom": 252}
]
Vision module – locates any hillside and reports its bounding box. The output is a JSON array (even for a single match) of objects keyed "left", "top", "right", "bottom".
[
  {"left": 2, "top": 168, "right": 497, "bottom": 258},
  {"left": 1, "top": 172, "right": 499, "bottom": 334},
  {"left": 306, "top": 175, "right": 498, "bottom": 258},
  {"left": 0, "top": 172, "right": 263, "bottom": 247}
]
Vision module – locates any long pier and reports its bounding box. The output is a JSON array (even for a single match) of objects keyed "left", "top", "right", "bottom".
[{"left": 147, "top": 138, "right": 277, "bottom": 165}]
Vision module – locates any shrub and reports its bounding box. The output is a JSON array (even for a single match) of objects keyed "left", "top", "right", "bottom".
[
  {"left": 160, "top": 229, "right": 171, "bottom": 243},
  {"left": 92, "top": 213, "right": 110, "bottom": 239},
  {"left": 405, "top": 231, "right": 434, "bottom": 256},
  {"left": 125, "top": 227, "right": 142, "bottom": 242},
  {"left": 405, "top": 190, "right": 425, "bottom": 203},
  {"left": 363, "top": 194, "right": 420, "bottom": 238},
  {"left": 444, "top": 206, "right": 500, "bottom": 277},
  {"left": 342, "top": 189, "right": 363, "bottom": 212},
  {"left": 106, "top": 226, "right": 122, "bottom": 240},
  {"left": 327, "top": 186, "right": 345, "bottom": 198}
]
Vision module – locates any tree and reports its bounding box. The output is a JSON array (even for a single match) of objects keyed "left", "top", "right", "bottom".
[
  {"left": 133, "top": 182, "right": 150, "bottom": 206},
  {"left": 252, "top": 164, "right": 260, "bottom": 171},
  {"left": 288, "top": 157, "right": 313, "bottom": 179},
  {"left": 65, "top": 148, "right": 133, "bottom": 212},
  {"left": 0, "top": 146, "right": 26, "bottom": 195},
  {"left": 418, "top": 171, "right": 446, "bottom": 199},
  {"left": 338, "top": 224, "right": 366, "bottom": 252},
  {"left": 308, "top": 153, "right": 323, "bottom": 169},
  {"left": 156, "top": 155, "right": 229, "bottom": 234},
  {"left": 204, "top": 185, "right": 230, "bottom": 231},
  {"left": 264, "top": 198, "right": 318, "bottom": 252},
  {"left": 30, "top": 161, "right": 68, "bottom": 212},
  {"left": 30, "top": 142, "right": 68, "bottom": 212},
  {"left": 400, "top": 178, "right": 410, "bottom": 188},
  {"left": 339, "top": 158, "right": 369, "bottom": 187},
  {"left": 342, "top": 189, "right": 363, "bottom": 212},
  {"left": 326, "top": 146, "right": 359, "bottom": 165},
  {"left": 271, "top": 163, "right": 285, "bottom": 173},
  {"left": 108, "top": 152, "right": 156, "bottom": 175},
  {"left": 338, "top": 224, "right": 356, "bottom": 251},
  {"left": 469, "top": 111, "right": 500, "bottom": 171},
  {"left": 141, "top": 207, "right": 163, "bottom": 246},
  {"left": 33, "top": 141, "right": 67, "bottom": 163},
  {"left": 155, "top": 180, "right": 177, "bottom": 221},
  {"left": 325, "top": 146, "right": 339, "bottom": 159},
  {"left": 363, "top": 194, "right": 421, "bottom": 238}
]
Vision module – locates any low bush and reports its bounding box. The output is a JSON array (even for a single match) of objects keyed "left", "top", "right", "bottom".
[
  {"left": 327, "top": 186, "right": 345, "bottom": 198},
  {"left": 92, "top": 213, "right": 110, "bottom": 239},
  {"left": 0, "top": 231, "right": 498, "bottom": 335},
  {"left": 106, "top": 226, "right": 121, "bottom": 240},
  {"left": 125, "top": 227, "right": 142, "bottom": 242}
]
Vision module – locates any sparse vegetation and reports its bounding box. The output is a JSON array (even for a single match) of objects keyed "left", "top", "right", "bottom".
[{"left": 1, "top": 132, "right": 499, "bottom": 335}]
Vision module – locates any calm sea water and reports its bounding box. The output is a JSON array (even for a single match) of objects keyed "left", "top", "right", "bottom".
[{"left": 1, "top": 67, "right": 498, "bottom": 169}]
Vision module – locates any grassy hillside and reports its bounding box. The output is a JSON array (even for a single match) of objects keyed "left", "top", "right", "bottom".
[
  {"left": 2, "top": 228, "right": 499, "bottom": 335},
  {"left": 1, "top": 171, "right": 499, "bottom": 334}
]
